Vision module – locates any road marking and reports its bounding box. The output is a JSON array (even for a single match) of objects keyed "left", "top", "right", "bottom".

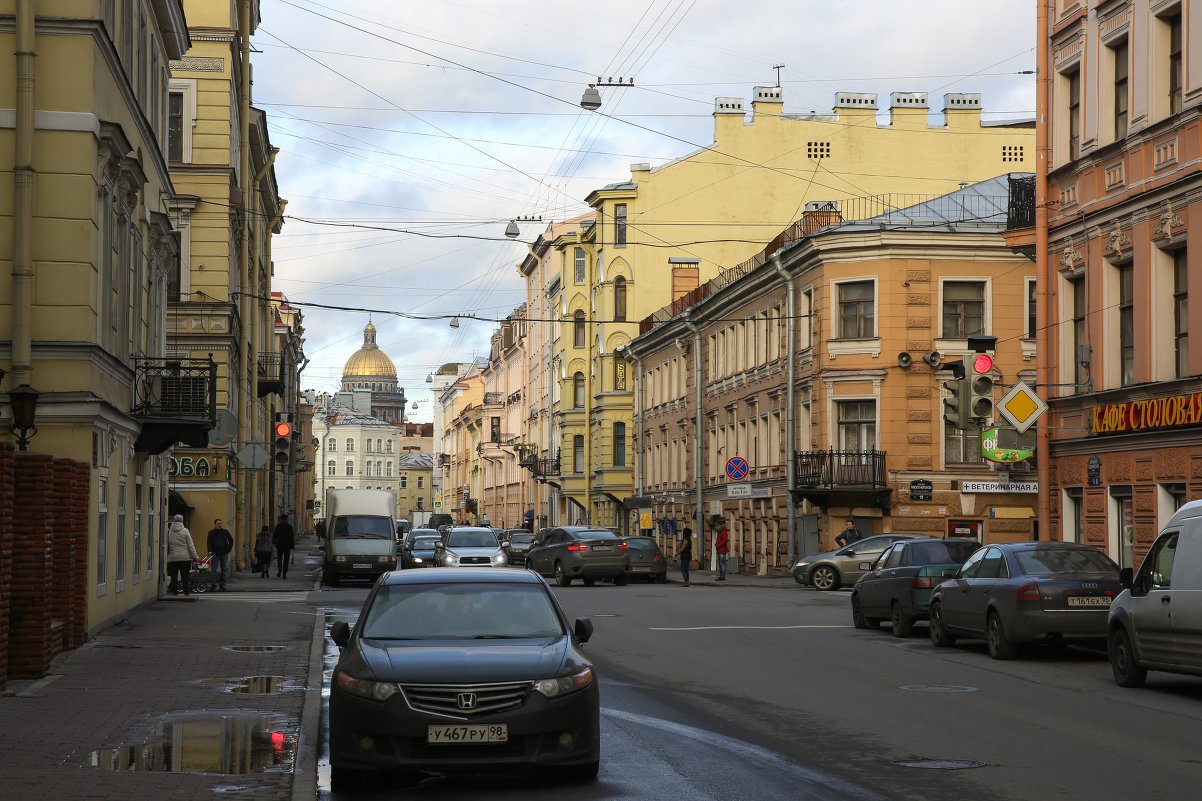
[
  {"left": 648, "top": 624, "right": 847, "bottom": 631},
  {"left": 195, "top": 592, "right": 310, "bottom": 603}
]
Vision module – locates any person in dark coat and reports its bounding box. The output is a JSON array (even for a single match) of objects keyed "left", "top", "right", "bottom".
[
  {"left": 254, "top": 525, "right": 274, "bottom": 578},
  {"left": 679, "top": 527, "right": 693, "bottom": 587},
  {"left": 273, "top": 514, "right": 296, "bottom": 578},
  {"left": 206, "top": 518, "right": 235, "bottom": 591}
]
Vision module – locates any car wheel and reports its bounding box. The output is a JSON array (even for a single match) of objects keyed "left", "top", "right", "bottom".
[
  {"left": 986, "top": 612, "right": 1017, "bottom": 660},
  {"left": 851, "top": 594, "right": 870, "bottom": 629},
  {"left": 192, "top": 581, "right": 207, "bottom": 594},
  {"left": 583, "top": 577, "right": 595, "bottom": 587},
  {"left": 1109, "top": 626, "right": 1148, "bottom": 688},
  {"left": 322, "top": 571, "right": 339, "bottom": 588},
  {"left": 555, "top": 562, "right": 572, "bottom": 587},
  {"left": 890, "top": 601, "right": 914, "bottom": 638},
  {"left": 614, "top": 573, "right": 629, "bottom": 587},
  {"left": 929, "top": 601, "right": 956, "bottom": 647},
  {"left": 810, "top": 565, "right": 840, "bottom": 591}
]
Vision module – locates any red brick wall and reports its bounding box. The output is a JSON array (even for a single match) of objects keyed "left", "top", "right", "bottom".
[{"left": 0, "top": 445, "right": 13, "bottom": 688}]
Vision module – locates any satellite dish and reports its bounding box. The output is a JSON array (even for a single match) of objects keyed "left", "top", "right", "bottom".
[{"left": 209, "top": 410, "right": 237, "bottom": 446}]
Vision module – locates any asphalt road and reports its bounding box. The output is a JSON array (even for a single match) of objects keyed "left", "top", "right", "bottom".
[{"left": 311, "top": 581, "right": 1202, "bottom": 801}]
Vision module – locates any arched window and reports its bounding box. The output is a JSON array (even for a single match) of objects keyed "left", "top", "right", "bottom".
[
  {"left": 327, "top": 460, "right": 336, "bottom": 476},
  {"left": 366, "top": 439, "right": 372, "bottom": 453},
  {"left": 574, "top": 311, "right": 586, "bottom": 348},
  {"left": 573, "top": 372, "right": 585, "bottom": 408},
  {"left": 614, "top": 276, "right": 627, "bottom": 322}
]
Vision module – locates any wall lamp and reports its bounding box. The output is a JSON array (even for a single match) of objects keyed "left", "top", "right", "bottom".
[{"left": 9, "top": 383, "right": 40, "bottom": 451}]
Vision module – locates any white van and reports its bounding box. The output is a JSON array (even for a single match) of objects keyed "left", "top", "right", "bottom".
[
  {"left": 322, "top": 489, "right": 398, "bottom": 586},
  {"left": 1108, "top": 498, "right": 1202, "bottom": 687}
]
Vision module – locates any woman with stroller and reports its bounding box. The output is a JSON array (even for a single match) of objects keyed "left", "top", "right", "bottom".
[
  {"left": 254, "top": 525, "right": 274, "bottom": 578},
  {"left": 166, "top": 514, "right": 199, "bottom": 595}
]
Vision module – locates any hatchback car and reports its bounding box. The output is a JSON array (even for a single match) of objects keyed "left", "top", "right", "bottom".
[
  {"left": 500, "top": 530, "right": 536, "bottom": 565},
  {"left": 327, "top": 568, "right": 599, "bottom": 784},
  {"left": 624, "top": 536, "right": 668, "bottom": 583},
  {"left": 851, "top": 538, "right": 979, "bottom": 637},
  {"left": 400, "top": 530, "right": 441, "bottom": 569},
  {"left": 434, "top": 527, "right": 508, "bottom": 568},
  {"left": 792, "top": 534, "right": 922, "bottom": 591},
  {"left": 525, "top": 526, "right": 632, "bottom": 587},
  {"left": 928, "top": 541, "right": 1121, "bottom": 659}
]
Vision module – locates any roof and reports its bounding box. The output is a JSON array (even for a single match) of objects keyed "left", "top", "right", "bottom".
[
  {"left": 316, "top": 403, "right": 397, "bottom": 428},
  {"left": 378, "top": 567, "right": 542, "bottom": 586},
  {"left": 823, "top": 173, "right": 1030, "bottom": 236}
]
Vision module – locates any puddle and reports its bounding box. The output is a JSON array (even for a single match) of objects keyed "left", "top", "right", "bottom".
[
  {"left": 86, "top": 713, "right": 296, "bottom": 774},
  {"left": 200, "top": 676, "right": 289, "bottom": 694},
  {"left": 224, "top": 645, "right": 288, "bottom": 653}
]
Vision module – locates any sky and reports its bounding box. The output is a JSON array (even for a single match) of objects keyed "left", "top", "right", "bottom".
[{"left": 252, "top": 0, "right": 1037, "bottom": 423}]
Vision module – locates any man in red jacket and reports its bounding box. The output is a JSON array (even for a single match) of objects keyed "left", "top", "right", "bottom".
[{"left": 715, "top": 521, "right": 730, "bottom": 581}]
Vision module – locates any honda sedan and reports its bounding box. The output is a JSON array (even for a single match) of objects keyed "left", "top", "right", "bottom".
[{"left": 328, "top": 568, "right": 599, "bottom": 784}]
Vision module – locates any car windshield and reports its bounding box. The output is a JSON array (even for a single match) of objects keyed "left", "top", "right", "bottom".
[
  {"left": 1016, "top": 548, "right": 1118, "bottom": 576},
  {"left": 411, "top": 536, "right": 441, "bottom": 549},
  {"left": 625, "top": 539, "right": 658, "bottom": 552},
  {"left": 447, "top": 530, "right": 499, "bottom": 548},
  {"left": 574, "top": 530, "right": 619, "bottom": 540},
  {"left": 909, "top": 541, "right": 978, "bottom": 565},
  {"left": 332, "top": 515, "right": 393, "bottom": 539},
  {"left": 508, "top": 534, "right": 533, "bottom": 545},
  {"left": 360, "top": 583, "right": 565, "bottom": 639}
]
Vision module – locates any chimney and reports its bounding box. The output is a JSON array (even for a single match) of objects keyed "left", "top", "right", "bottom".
[
  {"left": 942, "top": 92, "right": 982, "bottom": 129},
  {"left": 751, "top": 85, "right": 783, "bottom": 122},
  {"left": 802, "top": 201, "right": 842, "bottom": 235},
  {"left": 713, "top": 96, "right": 747, "bottom": 139},
  {"left": 889, "top": 91, "right": 928, "bottom": 129},
  {"left": 833, "top": 92, "right": 878, "bottom": 123}
]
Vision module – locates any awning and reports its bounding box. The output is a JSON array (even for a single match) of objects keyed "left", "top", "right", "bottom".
[
  {"left": 168, "top": 489, "right": 194, "bottom": 516},
  {"left": 523, "top": 509, "right": 534, "bottom": 519}
]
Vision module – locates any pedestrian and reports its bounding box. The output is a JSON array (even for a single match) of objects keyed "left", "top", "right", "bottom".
[
  {"left": 206, "top": 517, "right": 234, "bottom": 591},
  {"left": 679, "top": 528, "right": 693, "bottom": 587},
  {"left": 715, "top": 520, "right": 729, "bottom": 581},
  {"left": 254, "top": 525, "right": 274, "bottom": 578},
  {"left": 166, "top": 514, "right": 199, "bottom": 596},
  {"left": 273, "top": 513, "right": 296, "bottom": 578},
  {"left": 315, "top": 519, "right": 326, "bottom": 542},
  {"left": 835, "top": 517, "right": 863, "bottom": 548}
]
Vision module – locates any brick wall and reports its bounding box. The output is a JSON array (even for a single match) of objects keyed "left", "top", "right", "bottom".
[{"left": 0, "top": 445, "right": 12, "bottom": 688}]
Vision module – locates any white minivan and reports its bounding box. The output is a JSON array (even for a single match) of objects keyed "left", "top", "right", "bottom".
[{"left": 1108, "top": 498, "right": 1202, "bottom": 687}]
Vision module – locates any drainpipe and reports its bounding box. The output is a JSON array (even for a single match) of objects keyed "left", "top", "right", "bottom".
[
  {"left": 619, "top": 343, "right": 643, "bottom": 532},
  {"left": 1036, "top": 0, "right": 1050, "bottom": 543},
  {"left": 237, "top": 0, "right": 252, "bottom": 544},
  {"left": 10, "top": 0, "right": 35, "bottom": 387},
  {"left": 685, "top": 314, "right": 703, "bottom": 563},
  {"left": 773, "top": 253, "right": 798, "bottom": 565}
]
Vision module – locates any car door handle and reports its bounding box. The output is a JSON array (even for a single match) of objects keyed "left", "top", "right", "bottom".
[{"left": 1161, "top": 595, "right": 1172, "bottom": 604}]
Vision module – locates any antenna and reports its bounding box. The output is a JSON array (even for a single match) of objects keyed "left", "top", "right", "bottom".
[{"left": 773, "top": 63, "right": 785, "bottom": 87}]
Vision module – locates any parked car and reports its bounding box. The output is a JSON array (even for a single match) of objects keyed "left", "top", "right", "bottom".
[
  {"left": 501, "top": 530, "right": 536, "bottom": 566},
  {"left": 1108, "top": 498, "right": 1202, "bottom": 687},
  {"left": 400, "top": 529, "right": 441, "bottom": 568},
  {"left": 327, "top": 568, "right": 599, "bottom": 784},
  {"left": 525, "top": 526, "right": 632, "bottom": 587},
  {"left": 850, "top": 538, "right": 980, "bottom": 637},
  {"left": 433, "top": 526, "right": 508, "bottom": 568},
  {"left": 624, "top": 536, "right": 668, "bottom": 583},
  {"left": 928, "top": 541, "right": 1121, "bottom": 659},
  {"left": 792, "top": 534, "right": 922, "bottom": 591}
]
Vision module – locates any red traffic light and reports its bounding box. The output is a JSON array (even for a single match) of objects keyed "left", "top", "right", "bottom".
[
  {"left": 274, "top": 421, "right": 292, "bottom": 437},
  {"left": 971, "top": 353, "right": 993, "bottom": 374}
]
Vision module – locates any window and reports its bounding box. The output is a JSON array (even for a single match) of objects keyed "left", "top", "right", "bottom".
[
  {"left": 1174, "top": 249, "right": 1188, "bottom": 378},
  {"left": 837, "top": 400, "right": 875, "bottom": 451},
  {"left": 614, "top": 204, "right": 627, "bottom": 247},
  {"left": 416, "top": 497, "right": 424, "bottom": 509},
  {"left": 574, "top": 311, "right": 586, "bottom": 348},
  {"left": 376, "top": 461, "right": 383, "bottom": 477},
  {"left": 573, "top": 435, "right": 585, "bottom": 474},
  {"left": 167, "top": 229, "right": 183, "bottom": 301},
  {"left": 328, "top": 438, "right": 336, "bottom": 451},
  {"left": 346, "top": 461, "right": 354, "bottom": 476},
  {"left": 573, "top": 372, "right": 585, "bottom": 408},
  {"left": 401, "top": 475, "right": 408, "bottom": 488},
  {"left": 1067, "top": 68, "right": 1081, "bottom": 160},
  {"left": 613, "top": 422, "right": 626, "bottom": 467},
  {"left": 418, "top": 476, "right": 425, "bottom": 489},
  {"left": 346, "top": 438, "right": 354, "bottom": 452},
  {"left": 386, "top": 462, "right": 392, "bottom": 477},
  {"left": 377, "top": 439, "right": 382, "bottom": 451},
  {"left": 1026, "top": 279, "right": 1037, "bottom": 340},
  {"left": 1113, "top": 40, "right": 1129, "bottom": 139},
  {"left": 133, "top": 483, "right": 142, "bottom": 580},
  {"left": 1118, "top": 264, "right": 1133, "bottom": 386},
  {"left": 366, "top": 439, "right": 372, "bottom": 453},
  {"left": 1168, "top": 12, "right": 1183, "bottom": 114},
  {"left": 943, "top": 281, "right": 985, "bottom": 338},
  {"left": 168, "top": 91, "right": 184, "bottom": 161},
  {"left": 945, "top": 421, "right": 984, "bottom": 465},
  {"left": 1064, "top": 488, "right": 1084, "bottom": 543},
  {"left": 97, "top": 478, "right": 108, "bottom": 595},
  {"left": 116, "top": 482, "right": 127, "bottom": 589},
  {"left": 574, "top": 247, "right": 585, "bottom": 284},
  {"left": 1071, "top": 276, "right": 1088, "bottom": 390},
  {"left": 614, "top": 276, "right": 627, "bottom": 321},
  {"left": 385, "top": 440, "right": 393, "bottom": 452},
  {"left": 328, "top": 460, "right": 336, "bottom": 476},
  {"left": 491, "top": 416, "right": 501, "bottom": 443},
  {"left": 838, "top": 281, "right": 874, "bottom": 338}
]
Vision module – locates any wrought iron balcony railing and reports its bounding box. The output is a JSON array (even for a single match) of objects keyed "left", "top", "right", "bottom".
[
  {"left": 257, "top": 352, "right": 284, "bottom": 398},
  {"left": 1006, "top": 174, "right": 1036, "bottom": 230},
  {"left": 132, "top": 356, "right": 217, "bottom": 454},
  {"left": 793, "top": 450, "right": 887, "bottom": 489}
]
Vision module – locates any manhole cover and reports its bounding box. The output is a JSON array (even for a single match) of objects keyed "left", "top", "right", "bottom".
[
  {"left": 898, "top": 684, "right": 980, "bottom": 693},
  {"left": 893, "top": 758, "right": 986, "bottom": 770}
]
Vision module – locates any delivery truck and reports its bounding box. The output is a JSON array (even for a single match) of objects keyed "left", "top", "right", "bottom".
[{"left": 321, "top": 489, "right": 398, "bottom": 586}]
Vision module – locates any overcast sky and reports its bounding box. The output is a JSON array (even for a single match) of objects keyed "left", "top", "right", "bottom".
[{"left": 252, "top": 0, "right": 1037, "bottom": 422}]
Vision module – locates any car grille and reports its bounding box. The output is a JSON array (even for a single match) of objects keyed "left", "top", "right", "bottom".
[
  {"left": 459, "top": 555, "right": 494, "bottom": 565},
  {"left": 402, "top": 680, "right": 531, "bottom": 718}
]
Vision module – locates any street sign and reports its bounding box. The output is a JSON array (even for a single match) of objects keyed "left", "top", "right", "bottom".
[
  {"left": 997, "top": 380, "right": 1048, "bottom": 434},
  {"left": 433, "top": 491, "right": 442, "bottom": 510},
  {"left": 909, "top": 479, "right": 933, "bottom": 501},
  {"left": 235, "top": 443, "right": 269, "bottom": 469},
  {"left": 725, "top": 456, "right": 749, "bottom": 481}
]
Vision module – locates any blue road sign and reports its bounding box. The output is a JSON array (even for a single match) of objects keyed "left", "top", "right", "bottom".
[{"left": 726, "top": 457, "right": 749, "bottom": 481}]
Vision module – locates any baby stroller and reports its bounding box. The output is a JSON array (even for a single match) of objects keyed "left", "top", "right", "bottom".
[{"left": 189, "top": 554, "right": 213, "bottom": 594}]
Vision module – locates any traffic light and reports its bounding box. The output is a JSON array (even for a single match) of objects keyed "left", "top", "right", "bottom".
[
  {"left": 942, "top": 359, "right": 968, "bottom": 429},
  {"left": 273, "top": 419, "right": 292, "bottom": 467},
  {"left": 967, "top": 351, "right": 995, "bottom": 420},
  {"left": 289, "top": 430, "right": 303, "bottom": 470}
]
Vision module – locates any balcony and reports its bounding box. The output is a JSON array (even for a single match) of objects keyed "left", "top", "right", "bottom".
[
  {"left": 132, "top": 356, "right": 217, "bottom": 454},
  {"left": 520, "top": 453, "right": 561, "bottom": 480},
  {"left": 792, "top": 450, "right": 891, "bottom": 513},
  {"left": 484, "top": 392, "right": 503, "bottom": 406},
  {"left": 257, "top": 352, "right": 284, "bottom": 398}
]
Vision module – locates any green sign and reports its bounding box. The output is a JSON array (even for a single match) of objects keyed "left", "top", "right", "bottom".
[{"left": 980, "top": 427, "right": 1034, "bottom": 464}]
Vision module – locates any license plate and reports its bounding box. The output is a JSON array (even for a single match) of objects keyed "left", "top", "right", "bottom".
[
  {"left": 352, "top": 563, "right": 372, "bottom": 570},
  {"left": 427, "top": 724, "right": 508, "bottom": 744},
  {"left": 1067, "top": 596, "right": 1111, "bottom": 607},
  {"left": 591, "top": 545, "right": 612, "bottom": 551}
]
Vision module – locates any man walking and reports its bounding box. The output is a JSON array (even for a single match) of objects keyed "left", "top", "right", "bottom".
[
  {"left": 206, "top": 518, "right": 234, "bottom": 591},
  {"left": 835, "top": 517, "right": 863, "bottom": 548},
  {"left": 273, "top": 513, "right": 296, "bottom": 578},
  {"left": 715, "top": 520, "right": 730, "bottom": 581}
]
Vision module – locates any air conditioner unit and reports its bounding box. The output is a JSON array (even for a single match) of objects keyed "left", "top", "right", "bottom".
[{"left": 148, "top": 373, "right": 208, "bottom": 417}]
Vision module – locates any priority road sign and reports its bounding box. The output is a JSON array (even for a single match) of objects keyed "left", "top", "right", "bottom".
[{"left": 997, "top": 380, "right": 1048, "bottom": 434}]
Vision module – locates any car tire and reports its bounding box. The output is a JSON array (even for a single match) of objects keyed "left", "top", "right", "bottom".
[
  {"left": 1109, "top": 626, "right": 1148, "bottom": 688},
  {"left": 986, "top": 612, "right": 1017, "bottom": 660},
  {"left": 614, "top": 573, "right": 629, "bottom": 587},
  {"left": 890, "top": 601, "right": 914, "bottom": 638},
  {"left": 323, "top": 571, "right": 340, "bottom": 588},
  {"left": 555, "top": 562, "right": 572, "bottom": 587},
  {"left": 810, "top": 565, "right": 840, "bottom": 591},
  {"left": 583, "top": 577, "right": 595, "bottom": 587},
  {"left": 851, "top": 594, "right": 870, "bottom": 629},
  {"left": 929, "top": 601, "right": 956, "bottom": 647}
]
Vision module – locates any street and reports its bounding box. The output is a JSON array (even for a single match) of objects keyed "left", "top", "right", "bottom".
[{"left": 314, "top": 579, "right": 1202, "bottom": 801}]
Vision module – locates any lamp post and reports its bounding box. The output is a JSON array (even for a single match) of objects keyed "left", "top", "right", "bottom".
[{"left": 9, "top": 383, "right": 40, "bottom": 450}]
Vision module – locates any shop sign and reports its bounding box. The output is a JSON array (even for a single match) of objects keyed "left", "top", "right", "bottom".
[
  {"left": 169, "top": 453, "right": 230, "bottom": 480},
  {"left": 980, "top": 427, "right": 1034, "bottom": 463},
  {"left": 1091, "top": 391, "right": 1202, "bottom": 435},
  {"left": 960, "top": 480, "right": 1038, "bottom": 493}
]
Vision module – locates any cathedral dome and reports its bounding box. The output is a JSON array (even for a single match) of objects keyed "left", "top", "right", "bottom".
[{"left": 342, "top": 321, "right": 397, "bottom": 378}]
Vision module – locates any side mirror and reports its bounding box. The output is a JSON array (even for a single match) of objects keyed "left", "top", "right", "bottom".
[
  {"left": 858, "top": 561, "right": 872, "bottom": 571},
  {"left": 941, "top": 568, "right": 957, "bottom": 577},
  {"left": 330, "top": 621, "right": 351, "bottom": 647},
  {"left": 1119, "top": 567, "right": 1133, "bottom": 589},
  {"left": 574, "top": 617, "right": 594, "bottom": 644}
]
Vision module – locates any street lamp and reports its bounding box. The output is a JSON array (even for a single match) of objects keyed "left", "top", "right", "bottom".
[
  {"left": 505, "top": 220, "right": 520, "bottom": 238},
  {"left": 9, "top": 383, "right": 40, "bottom": 451},
  {"left": 449, "top": 317, "right": 460, "bottom": 329},
  {"left": 580, "top": 85, "right": 602, "bottom": 111}
]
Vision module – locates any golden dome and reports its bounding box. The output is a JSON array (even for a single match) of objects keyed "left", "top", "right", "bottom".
[{"left": 342, "top": 321, "right": 397, "bottom": 378}]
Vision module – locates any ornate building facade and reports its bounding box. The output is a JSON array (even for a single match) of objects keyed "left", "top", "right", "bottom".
[{"left": 341, "top": 320, "right": 406, "bottom": 424}]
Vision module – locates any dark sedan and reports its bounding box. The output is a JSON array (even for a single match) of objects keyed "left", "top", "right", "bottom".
[
  {"left": 525, "top": 526, "right": 632, "bottom": 587},
  {"left": 500, "top": 530, "right": 535, "bottom": 566},
  {"left": 624, "top": 536, "right": 668, "bottom": 583},
  {"left": 327, "top": 568, "right": 599, "bottom": 785},
  {"left": 400, "top": 530, "right": 441, "bottom": 569},
  {"left": 851, "top": 538, "right": 979, "bottom": 637},
  {"left": 928, "top": 541, "right": 1121, "bottom": 659}
]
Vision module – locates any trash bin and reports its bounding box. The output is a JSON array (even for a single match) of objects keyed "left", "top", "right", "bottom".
[{"left": 727, "top": 555, "right": 739, "bottom": 575}]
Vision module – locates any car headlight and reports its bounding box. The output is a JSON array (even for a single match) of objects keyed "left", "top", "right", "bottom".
[
  {"left": 794, "top": 561, "right": 809, "bottom": 571},
  {"left": 411, "top": 556, "right": 423, "bottom": 564},
  {"left": 444, "top": 552, "right": 460, "bottom": 566},
  {"left": 491, "top": 552, "right": 507, "bottom": 566},
  {"left": 534, "top": 666, "right": 594, "bottom": 698},
  {"left": 335, "top": 670, "right": 397, "bottom": 701}
]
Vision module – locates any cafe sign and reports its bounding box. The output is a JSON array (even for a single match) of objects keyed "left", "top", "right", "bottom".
[{"left": 1091, "top": 392, "right": 1202, "bottom": 435}]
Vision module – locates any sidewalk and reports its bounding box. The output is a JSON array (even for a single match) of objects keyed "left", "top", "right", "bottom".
[
  {"left": 668, "top": 566, "right": 799, "bottom": 589},
  {"left": 0, "top": 531, "right": 325, "bottom": 801}
]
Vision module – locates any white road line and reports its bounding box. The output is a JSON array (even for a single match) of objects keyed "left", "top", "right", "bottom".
[
  {"left": 194, "top": 592, "right": 311, "bottom": 602},
  {"left": 648, "top": 624, "right": 848, "bottom": 631}
]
